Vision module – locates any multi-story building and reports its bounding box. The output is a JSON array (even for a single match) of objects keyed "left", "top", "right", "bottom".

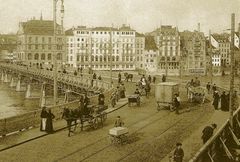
[
  {"left": 180, "top": 30, "right": 206, "bottom": 75},
  {"left": 149, "top": 25, "right": 181, "bottom": 76},
  {"left": 143, "top": 36, "right": 158, "bottom": 72},
  {"left": 211, "top": 34, "right": 230, "bottom": 67},
  {"left": 16, "top": 17, "right": 66, "bottom": 68},
  {"left": 135, "top": 32, "right": 145, "bottom": 70},
  {"left": 65, "top": 24, "right": 136, "bottom": 71}
]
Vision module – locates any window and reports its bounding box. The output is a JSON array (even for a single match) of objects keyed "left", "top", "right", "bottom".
[
  {"left": 41, "top": 53, "right": 45, "bottom": 60},
  {"left": 48, "top": 53, "right": 51, "bottom": 60},
  {"left": 28, "top": 53, "right": 32, "bottom": 60},
  {"left": 48, "top": 45, "right": 51, "bottom": 50},
  {"left": 29, "top": 37, "right": 32, "bottom": 43},
  {"left": 34, "top": 53, "right": 39, "bottom": 60},
  {"left": 42, "top": 37, "right": 45, "bottom": 43},
  {"left": 35, "top": 45, "right": 38, "bottom": 50},
  {"left": 70, "top": 56, "right": 73, "bottom": 61},
  {"left": 57, "top": 53, "right": 62, "bottom": 60}
]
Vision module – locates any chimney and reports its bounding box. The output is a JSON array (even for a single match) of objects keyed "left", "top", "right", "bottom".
[{"left": 198, "top": 23, "right": 200, "bottom": 32}]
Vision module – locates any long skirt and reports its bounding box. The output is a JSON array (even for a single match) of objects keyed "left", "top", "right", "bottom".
[{"left": 40, "top": 118, "right": 47, "bottom": 131}]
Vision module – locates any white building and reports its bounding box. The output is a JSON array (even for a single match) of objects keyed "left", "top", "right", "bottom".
[{"left": 65, "top": 24, "right": 136, "bottom": 71}]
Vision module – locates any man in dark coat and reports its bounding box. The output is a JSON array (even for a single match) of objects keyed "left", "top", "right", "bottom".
[
  {"left": 212, "top": 84, "right": 217, "bottom": 93},
  {"left": 213, "top": 91, "right": 220, "bottom": 110},
  {"left": 221, "top": 91, "right": 227, "bottom": 111},
  {"left": 40, "top": 107, "right": 48, "bottom": 131},
  {"left": 201, "top": 124, "right": 217, "bottom": 144},
  {"left": 173, "top": 142, "right": 184, "bottom": 162},
  {"left": 98, "top": 92, "right": 105, "bottom": 105},
  {"left": 118, "top": 72, "right": 121, "bottom": 83},
  {"left": 206, "top": 82, "right": 211, "bottom": 94},
  {"left": 173, "top": 94, "right": 180, "bottom": 114}
]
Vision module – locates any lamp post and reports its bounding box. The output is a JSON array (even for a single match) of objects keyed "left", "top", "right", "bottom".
[
  {"left": 229, "top": 13, "right": 235, "bottom": 127},
  {"left": 53, "top": 0, "right": 64, "bottom": 106}
]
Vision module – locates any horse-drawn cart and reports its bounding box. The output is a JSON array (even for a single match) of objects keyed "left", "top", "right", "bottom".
[
  {"left": 155, "top": 82, "right": 179, "bottom": 111},
  {"left": 81, "top": 105, "right": 108, "bottom": 130}
]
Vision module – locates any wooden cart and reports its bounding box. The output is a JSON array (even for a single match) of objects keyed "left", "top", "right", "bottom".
[
  {"left": 155, "top": 82, "right": 179, "bottom": 111},
  {"left": 128, "top": 95, "right": 140, "bottom": 106},
  {"left": 109, "top": 127, "right": 129, "bottom": 145}
]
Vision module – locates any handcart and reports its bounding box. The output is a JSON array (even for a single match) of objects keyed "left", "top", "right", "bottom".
[
  {"left": 155, "top": 82, "right": 179, "bottom": 111},
  {"left": 128, "top": 94, "right": 140, "bottom": 107},
  {"left": 109, "top": 127, "right": 129, "bottom": 145}
]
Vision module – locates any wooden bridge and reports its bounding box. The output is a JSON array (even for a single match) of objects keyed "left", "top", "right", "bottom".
[{"left": 0, "top": 63, "right": 114, "bottom": 137}]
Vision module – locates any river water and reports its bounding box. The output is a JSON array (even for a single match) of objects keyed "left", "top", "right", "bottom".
[{"left": 0, "top": 82, "right": 39, "bottom": 119}]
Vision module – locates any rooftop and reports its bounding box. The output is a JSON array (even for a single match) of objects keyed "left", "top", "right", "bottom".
[
  {"left": 145, "top": 36, "right": 158, "bottom": 51},
  {"left": 20, "top": 19, "right": 61, "bottom": 35},
  {"left": 212, "top": 33, "right": 230, "bottom": 43}
]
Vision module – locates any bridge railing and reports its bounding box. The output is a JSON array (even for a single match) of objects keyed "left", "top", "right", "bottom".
[
  {"left": 0, "top": 63, "right": 111, "bottom": 90},
  {"left": 189, "top": 106, "right": 240, "bottom": 162},
  {"left": 0, "top": 86, "right": 114, "bottom": 136}
]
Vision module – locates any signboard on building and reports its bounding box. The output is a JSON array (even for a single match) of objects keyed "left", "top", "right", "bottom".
[{"left": 189, "top": 69, "right": 205, "bottom": 74}]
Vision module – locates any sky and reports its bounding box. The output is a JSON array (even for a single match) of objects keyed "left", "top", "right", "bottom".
[{"left": 0, "top": 0, "right": 240, "bottom": 35}]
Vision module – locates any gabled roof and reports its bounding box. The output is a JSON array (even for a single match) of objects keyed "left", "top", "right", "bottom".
[
  {"left": 212, "top": 34, "right": 230, "bottom": 43},
  {"left": 135, "top": 32, "right": 145, "bottom": 37},
  {"left": 145, "top": 36, "right": 158, "bottom": 50},
  {"left": 20, "top": 20, "right": 61, "bottom": 35},
  {"left": 91, "top": 27, "right": 118, "bottom": 31},
  {"left": 65, "top": 29, "right": 74, "bottom": 36}
]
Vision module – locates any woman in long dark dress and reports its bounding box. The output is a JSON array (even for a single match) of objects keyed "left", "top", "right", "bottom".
[
  {"left": 213, "top": 91, "right": 220, "bottom": 110},
  {"left": 46, "top": 109, "right": 55, "bottom": 133},
  {"left": 221, "top": 91, "right": 227, "bottom": 111}
]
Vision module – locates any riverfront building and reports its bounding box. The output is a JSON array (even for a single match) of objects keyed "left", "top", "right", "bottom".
[{"left": 16, "top": 17, "right": 66, "bottom": 68}]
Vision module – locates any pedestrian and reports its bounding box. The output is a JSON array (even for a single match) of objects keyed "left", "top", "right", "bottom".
[
  {"left": 74, "top": 70, "right": 77, "bottom": 76},
  {"left": 212, "top": 91, "right": 220, "bottom": 110},
  {"left": 173, "top": 94, "right": 180, "bottom": 114},
  {"left": 46, "top": 109, "right": 55, "bottom": 134},
  {"left": 220, "top": 91, "right": 227, "bottom": 111},
  {"left": 120, "top": 83, "right": 126, "bottom": 98},
  {"left": 40, "top": 106, "right": 48, "bottom": 131},
  {"left": 212, "top": 84, "right": 217, "bottom": 93},
  {"left": 62, "top": 107, "right": 73, "bottom": 137},
  {"left": 98, "top": 75, "right": 102, "bottom": 80},
  {"left": 173, "top": 142, "right": 184, "bottom": 162},
  {"left": 206, "top": 82, "right": 211, "bottom": 94},
  {"left": 201, "top": 123, "right": 217, "bottom": 144},
  {"left": 190, "top": 79, "right": 194, "bottom": 86},
  {"left": 118, "top": 72, "right": 121, "bottom": 83},
  {"left": 114, "top": 116, "right": 124, "bottom": 127},
  {"left": 153, "top": 76, "right": 156, "bottom": 84},
  {"left": 162, "top": 74, "right": 166, "bottom": 82},
  {"left": 93, "top": 73, "right": 96, "bottom": 80},
  {"left": 148, "top": 75, "right": 152, "bottom": 83},
  {"left": 98, "top": 92, "right": 105, "bottom": 106}
]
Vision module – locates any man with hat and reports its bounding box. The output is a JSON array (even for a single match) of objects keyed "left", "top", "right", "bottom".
[
  {"left": 173, "top": 142, "right": 184, "bottom": 162},
  {"left": 201, "top": 123, "right": 217, "bottom": 144}
]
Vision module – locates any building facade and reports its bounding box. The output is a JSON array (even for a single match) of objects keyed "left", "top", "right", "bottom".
[
  {"left": 143, "top": 36, "right": 158, "bottom": 72},
  {"left": 16, "top": 18, "right": 66, "bottom": 68},
  {"left": 135, "top": 32, "right": 145, "bottom": 70},
  {"left": 149, "top": 26, "right": 181, "bottom": 76},
  {"left": 180, "top": 30, "right": 206, "bottom": 75},
  {"left": 0, "top": 34, "right": 17, "bottom": 61},
  {"left": 66, "top": 24, "right": 136, "bottom": 71}
]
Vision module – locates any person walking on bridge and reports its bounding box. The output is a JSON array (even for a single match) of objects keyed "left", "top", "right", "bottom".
[{"left": 201, "top": 123, "right": 217, "bottom": 144}]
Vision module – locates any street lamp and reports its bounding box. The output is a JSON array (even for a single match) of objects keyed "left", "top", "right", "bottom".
[{"left": 53, "top": 0, "right": 64, "bottom": 106}]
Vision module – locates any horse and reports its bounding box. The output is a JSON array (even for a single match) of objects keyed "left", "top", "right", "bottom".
[
  {"left": 62, "top": 107, "right": 81, "bottom": 137},
  {"left": 124, "top": 73, "right": 133, "bottom": 82}
]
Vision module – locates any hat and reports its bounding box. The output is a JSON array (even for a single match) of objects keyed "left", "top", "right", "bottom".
[
  {"left": 211, "top": 123, "right": 217, "bottom": 128},
  {"left": 176, "top": 142, "right": 182, "bottom": 146}
]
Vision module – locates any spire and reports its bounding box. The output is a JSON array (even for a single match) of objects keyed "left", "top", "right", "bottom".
[{"left": 40, "top": 11, "right": 43, "bottom": 20}]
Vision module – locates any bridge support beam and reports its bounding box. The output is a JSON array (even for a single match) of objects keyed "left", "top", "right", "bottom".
[
  {"left": 1, "top": 72, "right": 4, "bottom": 82},
  {"left": 64, "top": 89, "right": 71, "bottom": 103},
  {"left": 16, "top": 76, "right": 21, "bottom": 92},
  {"left": 4, "top": 73, "right": 9, "bottom": 83},
  {"left": 25, "top": 77, "right": 33, "bottom": 99},
  {"left": 39, "top": 82, "right": 46, "bottom": 108},
  {"left": 9, "top": 77, "right": 15, "bottom": 87}
]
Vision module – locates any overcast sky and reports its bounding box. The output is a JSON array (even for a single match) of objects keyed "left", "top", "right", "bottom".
[{"left": 1, "top": 0, "right": 240, "bottom": 35}]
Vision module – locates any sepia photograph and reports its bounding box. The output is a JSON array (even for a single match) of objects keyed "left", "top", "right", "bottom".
[{"left": 0, "top": 0, "right": 240, "bottom": 161}]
